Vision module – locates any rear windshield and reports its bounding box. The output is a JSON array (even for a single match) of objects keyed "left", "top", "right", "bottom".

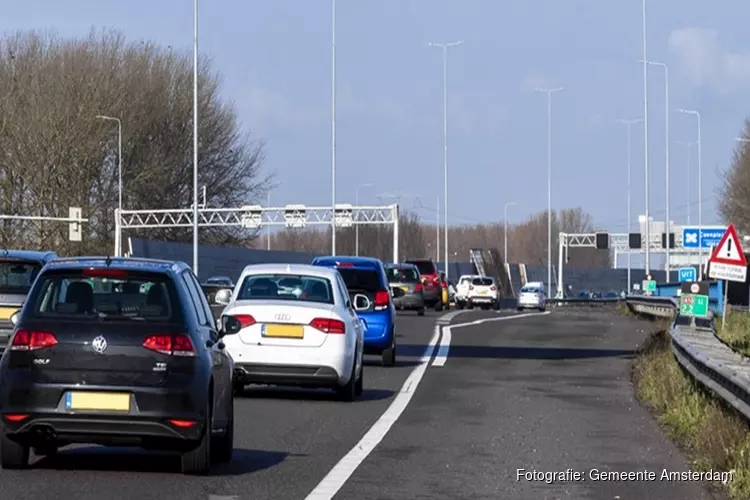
[
  {"left": 472, "top": 277, "right": 494, "bottom": 286},
  {"left": 0, "top": 259, "right": 42, "bottom": 294},
  {"left": 406, "top": 260, "right": 435, "bottom": 276},
  {"left": 237, "top": 274, "right": 334, "bottom": 304},
  {"left": 206, "top": 277, "right": 232, "bottom": 286},
  {"left": 385, "top": 267, "right": 419, "bottom": 283},
  {"left": 28, "top": 270, "right": 178, "bottom": 321},
  {"left": 459, "top": 277, "right": 474, "bottom": 285},
  {"left": 520, "top": 286, "right": 540, "bottom": 293},
  {"left": 338, "top": 269, "right": 382, "bottom": 293}
]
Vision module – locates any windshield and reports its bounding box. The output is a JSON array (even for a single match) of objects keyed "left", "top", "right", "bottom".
[
  {"left": 385, "top": 267, "right": 419, "bottom": 283},
  {"left": 406, "top": 260, "right": 435, "bottom": 276},
  {"left": 237, "top": 274, "right": 334, "bottom": 304},
  {"left": 521, "top": 286, "right": 540, "bottom": 293},
  {"left": 0, "top": 260, "right": 42, "bottom": 294},
  {"left": 472, "top": 277, "right": 494, "bottom": 286},
  {"left": 29, "top": 270, "right": 178, "bottom": 321}
]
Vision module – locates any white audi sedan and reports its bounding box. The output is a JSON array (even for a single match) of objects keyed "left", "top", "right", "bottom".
[{"left": 217, "top": 263, "right": 365, "bottom": 401}]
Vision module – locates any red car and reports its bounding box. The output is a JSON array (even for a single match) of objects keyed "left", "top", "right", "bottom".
[{"left": 404, "top": 258, "right": 444, "bottom": 311}]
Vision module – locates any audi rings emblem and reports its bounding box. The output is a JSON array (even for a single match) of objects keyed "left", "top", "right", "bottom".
[
  {"left": 274, "top": 312, "right": 291, "bottom": 322},
  {"left": 91, "top": 335, "right": 108, "bottom": 354}
]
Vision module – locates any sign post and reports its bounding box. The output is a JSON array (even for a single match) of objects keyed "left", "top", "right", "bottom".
[{"left": 707, "top": 223, "right": 748, "bottom": 329}]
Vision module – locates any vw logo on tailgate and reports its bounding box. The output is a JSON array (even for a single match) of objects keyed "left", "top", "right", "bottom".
[
  {"left": 91, "top": 335, "right": 108, "bottom": 354},
  {"left": 274, "top": 312, "right": 291, "bottom": 322}
]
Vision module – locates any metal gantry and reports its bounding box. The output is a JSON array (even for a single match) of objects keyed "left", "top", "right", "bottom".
[{"left": 114, "top": 203, "right": 400, "bottom": 263}]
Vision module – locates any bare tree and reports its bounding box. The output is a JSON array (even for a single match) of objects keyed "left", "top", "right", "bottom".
[
  {"left": 719, "top": 119, "right": 750, "bottom": 232},
  {"left": 0, "top": 29, "right": 270, "bottom": 255}
]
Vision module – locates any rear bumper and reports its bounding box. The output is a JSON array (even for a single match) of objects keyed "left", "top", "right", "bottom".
[
  {"left": 518, "top": 300, "right": 544, "bottom": 308},
  {"left": 421, "top": 287, "right": 441, "bottom": 303},
  {"left": 394, "top": 294, "right": 425, "bottom": 309},
  {"left": 234, "top": 363, "right": 343, "bottom": 387},
  {"left": 226, "top": 345, "right": 352, "bottom": 386},
  {"left": 468, "top": 295, "right": 498, "bottom": 304}
]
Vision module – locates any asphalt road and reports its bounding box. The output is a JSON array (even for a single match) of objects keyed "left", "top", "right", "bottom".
[{"left": 0, "top": 308, "right": 725, "bottom": 500}]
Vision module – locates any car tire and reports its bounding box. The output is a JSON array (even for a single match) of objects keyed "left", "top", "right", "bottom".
[
  {"left": 468, "top": 301, "right": 474, "bottom": 310},
  {"left": 381, "top": 334, "right": 396, "bottom": 367},
  {"left": 0, "top": 424, "right": 29, "bottom": 470},
  {"left": 181, "top": 399, "right": 212, "bottom": 475},
  {"left": 517, "top": 307, "right": 523, "bottom": 312},
  {"left": 337, "top": 353, "right": 358, "bottom": 402},
  {"left": 212, "top": 392, "right": 234, "bottom": 464},
  {"left": 355, "top": 352, "right": 364, "bottom": 397},
  {"left": 417, "top": 307, "right": 425, "bottom": 316}
]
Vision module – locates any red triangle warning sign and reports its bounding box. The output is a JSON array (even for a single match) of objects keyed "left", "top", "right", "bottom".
[{"left": 709, "top": 223, "right": 748, "bottom": 266}]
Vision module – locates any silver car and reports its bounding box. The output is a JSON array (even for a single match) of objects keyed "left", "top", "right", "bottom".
[{"left": 517, "top": 284, "right": 546, "bottom": 311}]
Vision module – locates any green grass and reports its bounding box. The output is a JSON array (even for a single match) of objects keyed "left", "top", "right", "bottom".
[
  {"left": 632, "top": 326, "right": 750, "bottom": 499},
  {"left": 615, "top": 302, "right": 633, "bottom": 317},
  {"left": 715, "top": 309, "right": 750, "bottom": 357}
]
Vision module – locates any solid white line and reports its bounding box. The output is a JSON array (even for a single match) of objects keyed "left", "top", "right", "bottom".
[
  {"left": 430, "top": 311, "right": 551, "bottom": 367},
  {"left": 304, "top": 323, "right": 442, "bottom": 500}
]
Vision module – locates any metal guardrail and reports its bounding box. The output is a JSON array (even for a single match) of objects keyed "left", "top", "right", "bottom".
[
  {"left": 548, "top": 297, "right": 623, "bottom": 308},
  {"left": 625, "top": 295, "right": 750, "bottom": 422}
]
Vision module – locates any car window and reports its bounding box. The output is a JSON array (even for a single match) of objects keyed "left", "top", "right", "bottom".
[
  {"left": 0, "top": 259, "right": 43, "bottom": 294},
  {"left": 335, "top": 274, "right": 350, "bottom": 306},
  {"left": 520, "top": 286, "right": 540, "bottom": 293},
  {"left": 237, "top": 274, "right": 335, "bottom": 304},
  {"left": 182, "top": 270, "right": 209, "bottom": 326},
  {"left": 188, "top": 272, "right": 216, "bottom": 327},
  {"left": 405, "top": 260, "right": 435, "bottom": 276},
  {"left": 337, "top": 268, "right": 382, "bottom": 293},
  {"left": 472, "top": 277, "right": 494, "bottom": 286},
  {"left": 30, "top": 269, "right": 178, "bottom": 321},
  {"left": 385, "top": 267, "right": 419, "bottom": 283}
]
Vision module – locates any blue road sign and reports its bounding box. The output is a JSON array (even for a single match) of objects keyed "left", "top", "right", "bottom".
[
  {"left": 678, "top": 267, "right": 696, "bottom": 282},
  {"left": 682, "top": 227, "right": 727, "bottom": 249}
]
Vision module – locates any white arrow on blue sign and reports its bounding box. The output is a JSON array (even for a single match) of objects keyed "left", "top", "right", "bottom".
[
  {"left": 678, "top": 267, "right": 696, "bottom": 282},
  {"left": 682, "top": 227, "right": 727, "bottom": 249}
]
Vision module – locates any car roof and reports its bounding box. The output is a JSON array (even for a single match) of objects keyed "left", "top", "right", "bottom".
[
  {"left": 0, "top": 249, "right": 57, "bottom": 263},
  {"left": 44, "top": 256, "right": 188, "bottom": 274},
  {"left": 404, "top": 258, "right": 433, "bottom": 263},
  {"left": 312, "top": 256, "right": 384, "bottom": 269},
  {"left": 240, "top": 263, "right": 339, "bottom": 279}
]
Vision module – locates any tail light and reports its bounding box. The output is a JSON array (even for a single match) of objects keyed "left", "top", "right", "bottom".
[
  {"left": 3, "top": 414, "right": 29, "bottom": 422},
  {"left": 414, "top": 282, "right": 423, "bottom": 292},
  {"left": 433, "top": 277, "right": 440, "bottom": 285},
  {"left": 82, "top": 268, "right": 128, "bottom": 278},
  {"left": 169, "top": 419, "right": 196, "bottom": 427},
  {"left": 309, "top": 317, "right": 346, "bottom": 334},
  {"left": 374, "top": 290, "right": 390, "bottom": 310},
  {"left": 10, "top": 330, "right": 57, "bottom": 351},
  {"left": 469, "top": 285, "right": 474, "bottom": 290},
  {"left": 233, "top": 314, "right": 256, "bottom": 327},
  {"left": 490, "top": 286, "right": 497, "bottom": 291},
  {"left": 143, "top": 334, "right": 196, "bottom": 356}
]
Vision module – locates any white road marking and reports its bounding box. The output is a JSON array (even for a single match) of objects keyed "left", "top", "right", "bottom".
[
  {"left": 304, "top": 319, "right": 444, "bottom": 500},
  {"left": 431, "top": 311, "right": 551, "bottom": 367}
]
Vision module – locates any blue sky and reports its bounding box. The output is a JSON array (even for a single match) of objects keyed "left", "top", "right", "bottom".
[{"left": 4, "top": 0, "right": 750, "bottom": 233}]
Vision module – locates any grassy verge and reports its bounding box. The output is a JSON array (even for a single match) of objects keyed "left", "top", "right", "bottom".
[
  {"left": 715, "top": 309, "right": 750, "bottom": 357},
  {"left": 615, "top": 302, "right": 633, "bottom": 317},
  {"left": 632, "top": 326, "right": 750, "bottom": 499}
]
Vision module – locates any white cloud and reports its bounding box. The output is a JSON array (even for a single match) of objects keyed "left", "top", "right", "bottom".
[{"left": 668, "top": 27, "right": 750, "bottom": 94}]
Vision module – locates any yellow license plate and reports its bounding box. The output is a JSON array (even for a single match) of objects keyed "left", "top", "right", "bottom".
[
  {"left": 0, "top": 307, "right": 18, "bottom": 320},
  {"left": 65, "top": 392, "right": 131, "bottom": 411},
  {"left": 263, "top": 323, "right": 304, "bottom": 338},
  {"left": 479, "top": 290, "right": 488, "bottom": 295},
  {"left": 400, "top": 286, "right": 409, "bottom": 292}
]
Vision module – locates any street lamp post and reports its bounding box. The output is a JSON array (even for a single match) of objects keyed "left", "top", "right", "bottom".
[
  {"left": 640, "top": 60, "right": 669, "bottom": 280},
  {"left": 355, "top": 183, "right": 372, "bottom": 256},
  {"left": 641, "top": 0, "right": 651, "bottom": 275},
  {"left": 266, "top": 192, "right": 271, "bottom": 251},
  {"left": 428, "top": 41, "right": 463, "bottom": 281},
  {"left": 95, "top": 115, "right": 122, "bottom": 255},
  {"left": 535, "top": 86, "right": 563, "bottom": 297},
  {"left": 192, "top": 0, "right": 200, "bottom": 276},
  {"left": 618, "top": 118, "right": 643, "bottom": 293},
  {"left": 331, "top": 0, "right": 338, "bottom": 256},
  {"left": 676, "top": 141, "right": 695, "bottom": 225},
  {"left": 678, "top": 109, "right": 702, "bottom": 264},
  {"left": 504, "top": 202, "right": 516, "bottom": 265}
]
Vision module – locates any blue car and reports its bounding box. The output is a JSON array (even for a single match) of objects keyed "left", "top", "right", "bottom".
[{"left": 311, "top": 256, "right": 397, "bottom": 366}]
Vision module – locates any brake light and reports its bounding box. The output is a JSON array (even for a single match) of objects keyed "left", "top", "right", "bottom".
[
  {"left": 82, "top": 268, "right": 128, "bottom": 278},
  {"left": 3, "top": 414, "right": 28, "bottom": 422},
  {"left": 10, "top": 330, "right": 57, "bottom": 351},
  {"left": 491, "top": 286, "right": 496, "bottom": 291},
  {"left": 374, "top": 290, "right": 390, "bottom": 310},
  {"left": 336, "top": 262, "right": 354, "bottom": 268},
  {"left": 309, "top": 317, "right": 346, "bottom": 334},
  {"left": 414, "top": 282, "right": 423, "bottom": 292},
  {"left": 469, "top": 285, "right": 474, "bottom": 290},
  {"left": 142, "top": 334, "right": 196, "bottom": 356},
  {"left": 169, "top": 419, "right": 196, "bottom": 427},
  {"left": 433, "top": 277, "right": 440, "bottom": 285},
  {"left": 233, "top": 314, "right": 256, "bottom": 327}
]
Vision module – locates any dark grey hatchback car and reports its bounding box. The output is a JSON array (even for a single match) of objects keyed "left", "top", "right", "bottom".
[{"left": 384, "top": 263, "right": 425, "bottom": 316}]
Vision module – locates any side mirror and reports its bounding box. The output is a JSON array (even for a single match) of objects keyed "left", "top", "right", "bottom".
[
  {"left": 391, "top": 287, "right": 406, "bottom": 298},
  {"left": 221, "top": 315, "right": 243, "bottom": 336},
  {"left": 215, "top": 288, "right": 232, "bottom": 305},
  {"left": 9, "top": 310, "right": 19, "bottom": 326},
  {"left": 353, "top": 293, "right": 371, "bottom": 311}
]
